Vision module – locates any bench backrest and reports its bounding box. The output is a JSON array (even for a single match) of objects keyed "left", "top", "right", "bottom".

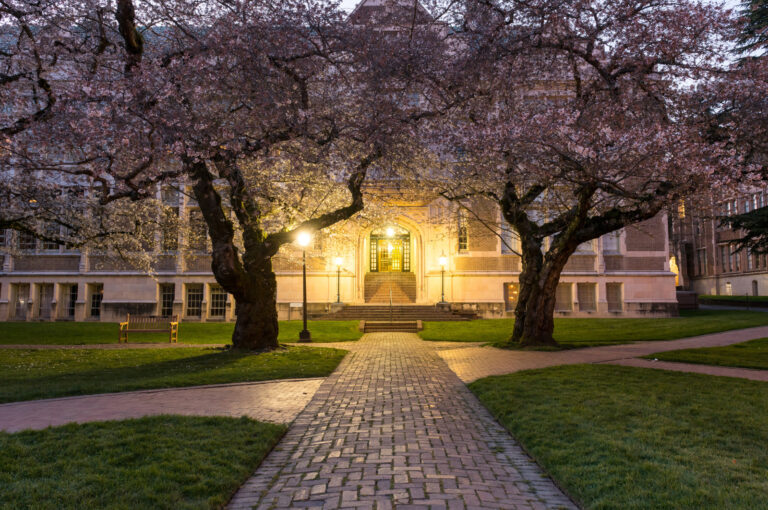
[{"left": 125, "top": 314, "right": 177, "bottom": 330}]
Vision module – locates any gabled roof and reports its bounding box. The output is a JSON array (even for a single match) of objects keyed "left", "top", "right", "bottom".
[{"left": 347, "top": 0, "right": 433, "bottom": 25}]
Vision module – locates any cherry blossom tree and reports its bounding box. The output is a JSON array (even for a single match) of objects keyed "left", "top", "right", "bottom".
[
  {"left": 434, "top": 0, "right": 735, "bottom": 346},
  {"left": 3, "top": 0, "right": 456, "bottom": 349}
]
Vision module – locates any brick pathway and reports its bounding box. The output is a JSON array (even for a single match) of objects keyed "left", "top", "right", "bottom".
[
  {"left": 438, "top": 325, "right": 768, "bottom": 382},
  {"left": 0, "top": 379, "right": 323, "bottom": 432},
  {"left": 228, "top": 332, "right": 576, "bottom": 510}
]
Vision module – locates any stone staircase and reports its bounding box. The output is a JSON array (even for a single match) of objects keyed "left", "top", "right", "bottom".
[
  {"left": 323, "top": 304, "right": 473, "bottom": 322},
  {"left": 363, "top": 321, "right": 420, "bottom": 333},
  {"left": 364, "top": 272, "right": 416, "bottom": 303}
]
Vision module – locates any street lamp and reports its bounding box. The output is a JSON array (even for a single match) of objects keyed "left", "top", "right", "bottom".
[
  {"left": 334, "top": 256, "right": 343, "bottom": 303},
  {"left": 438, "top": 252, "right": 448, "bottom": 304},
  {"left": 297, "top": 231, "right": 312, "bottom": 342}
]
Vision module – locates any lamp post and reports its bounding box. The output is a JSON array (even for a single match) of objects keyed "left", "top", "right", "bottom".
[
  {"left": 334, "top": 257, "right": 343, "bottom": 303},
  {"left": 297, "top": 231, "right": 312, "bottom": 342},
  {"left": 439, "top": 252, "right": 448, "bottom": 304}
]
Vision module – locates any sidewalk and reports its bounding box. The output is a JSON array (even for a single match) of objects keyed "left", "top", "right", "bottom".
[
  {"left": 228, "top": 332, "right": 576, "bottom": 510},
  {"left": 0, "top": 378, "right": 323, "bottom": 432},
  {"left": 437, "top": 325, "right": 768, "bottom": 382}
]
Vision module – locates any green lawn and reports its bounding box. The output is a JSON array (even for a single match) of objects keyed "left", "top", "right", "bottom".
[
  {"left": 0, "top": 415, "right": 284, "bottom": 510},
  {"left": 0, "top": 320, "right": 362, "bottom": 345},
  {"left": 419, "top": 310, "right": 768, "bottom": 348},
  {"left": 470, "top": 365, "right": 768, "bottom": 509},
  {"left": 0, "top": 346, "right": 346, "bottom": 403},
  {"left": 647, "top": 337, "right": 768, "bottom": 370}
]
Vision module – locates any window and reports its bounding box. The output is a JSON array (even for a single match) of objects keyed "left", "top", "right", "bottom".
[
  {"left": 0, "top": 229, "right": 5, "bottom": 246},
  {"left": 555, "top": 283, "right": 573, "bottom": 311},
  {"left": 744, "top": 197, "right": 752, "bottom": 213},
  {"left": 748, "top": 250, "right": 754, "bottom": 271},
  {"left": 161, "top": 207, "right": 179, "bottom": 251},
  {"left": 501, "top": 223, "right": 520, "bottom": 254},
  {"left": 160, "top": 284, "right": 175, "bottom": 317},
  {"left": 209, "top": 285, "right": 227, "bottom": 318},
  {"left": 458, "top": 209, "right": 468, "bottom": 252},
  {"left": 186, "top": 284, "right": 203, "bottom": 317},
  {"left": 90, "top": 285, "right": 103, "bottom": 318},
  {"left": 696, "top": 249, "right": 707, "bottom": 276},
  {"left": 187, "top": 209, "right": 208, "bottom": 251},
  {"left": 18, "top": 231, "right": 36, "bottom": 251},
  {"left": 41, "top": 224, "right": 61, "bottom": 251},
  {"left": 731, "top": 246, "right": 740, "bottom": 272},
  {"left": 66, "top": 284, "right": 77, "bottom": 318},
  {"left": 725, "top": 282, "right": 732, "bottom": 296},
  {"left": 577, "top": 283, "right": 597, "bottom": 312},
  {"left": 606, "top": 283, "right": 623, "bottom": 312},
  {"left": 576, "top": 239, "right": 596, "bottom": 253},
  {"left": 603, "top": 231, "right": 621, "bottom": 252},
  {"left": 14, "top": 283, "right": 29, "bottom": 320},
  {"left": 504, "top": 282, "right": 519, "bottom": 311},
  {"left": 720, "top": 245, "right": 731, "bottom": 272}
]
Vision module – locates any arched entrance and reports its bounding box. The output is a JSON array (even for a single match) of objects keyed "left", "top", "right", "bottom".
[
  {"left": 364, "top": 225, "right": 416, "bottom": 303},
  {"left": 369, "top": 225, "right": 411, "bottom": 273}
]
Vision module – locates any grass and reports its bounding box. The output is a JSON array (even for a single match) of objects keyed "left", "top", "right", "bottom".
[
  {"left": 0, "top": 346, "right": 346, "bottom": 403},
  {"left": 419, "top": 310, "right": 768, "bottom": 348},
  {"left": 0, "top": 415, "right": 285, "bottom": 510},
  {"left": 470, "top": 364, "right": 768, "bottom": 509},
  {"left": 646, "top": 337, "right": 768, "bottom": 370},
  {"left": 0, "top": 320, "right": 362, "bottom": 345}
]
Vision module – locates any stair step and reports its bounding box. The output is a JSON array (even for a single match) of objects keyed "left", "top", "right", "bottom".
[{"left": 364, "top": 321, "right": 419, "bottom": 333}]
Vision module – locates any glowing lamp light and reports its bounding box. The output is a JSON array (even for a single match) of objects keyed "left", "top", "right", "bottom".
[
  {"left": 386, "top": 227, "right": 395, "bottom": 237},
  {"left": 296, "top": 231, "right": 312, "bottom": 247},
  {"left": 334, "top": 256, "right": 343, "bottom": 267},
  {"left": 439, "top": 255, "right": 448, "bottom": 268}
]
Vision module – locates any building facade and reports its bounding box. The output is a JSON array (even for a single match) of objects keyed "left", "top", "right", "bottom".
[
  {"left": 0, "top": 1, "right": 679, "bottom": 321},
  {"left": 0, "top": 192, "right": 677, "bottom": 322},
  {"left": 673, "top": 190, "right": 768, "bottom": 297}
]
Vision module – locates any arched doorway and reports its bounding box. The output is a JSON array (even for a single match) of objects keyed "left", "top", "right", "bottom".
[
  {"left": 364, "top": 225, "right": 415, "bottom": 303},
  {"left": 369, "top": 225, "right": 411, "bottom": 273}
]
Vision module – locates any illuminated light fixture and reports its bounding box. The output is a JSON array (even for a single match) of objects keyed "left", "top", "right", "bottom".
[
  {"left": 439, "top": 251, "right": 448, "bottom": 304},
  {"left": 297, "top": 231, "right": 312, "bottom": 342},
  {"left": 297, "top": 231, "right": 311, "bottom": 247},
  {"left": 386, "top": 227, "right": 395, "bottom": 237},
  {"left": 334, "top": 257, "right": 343, "bottom": 303}
]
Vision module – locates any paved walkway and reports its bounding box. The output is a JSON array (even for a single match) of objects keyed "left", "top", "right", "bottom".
[
  {"left": 0, "top": 379, "right": 323, "bottom": 432},
  {"left": 604, "top": 358, "right": 768, "bottom": 381},
  {"left": 438, "top": 325, "right": 768, "bottom": 382},
  {"left": 228, "top": 332, "right": 576, "bottom": 510}
]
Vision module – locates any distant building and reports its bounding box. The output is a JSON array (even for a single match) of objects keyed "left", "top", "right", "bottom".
[{"left": 672, "top": 190, "right": 768, "bottom": 297}]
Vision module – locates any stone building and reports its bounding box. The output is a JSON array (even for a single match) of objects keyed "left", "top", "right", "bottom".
[
  {"left": 672, "top": 189, "right": 768, "bottom": 297},
  {"left": 0, "top": 191, "right": 676, "bottom": 322},
  {"left": 0, "top": 0, "right": 678, "bottom": 322}
]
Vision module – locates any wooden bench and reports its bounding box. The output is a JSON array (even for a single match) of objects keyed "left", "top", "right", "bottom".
[{"left": 119, "top": 314, "right": 179, "bottom": 343}]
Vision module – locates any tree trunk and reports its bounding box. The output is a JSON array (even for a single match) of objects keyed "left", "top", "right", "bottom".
[
  {"left": 513, "top": 276, "right": 560, "bottom": 347},
  {"left": 230, "top": 269, "right": 280, "bottom": 350},
  {"left": 511, "top": 243, "right": 573, "bottom": 347}
]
